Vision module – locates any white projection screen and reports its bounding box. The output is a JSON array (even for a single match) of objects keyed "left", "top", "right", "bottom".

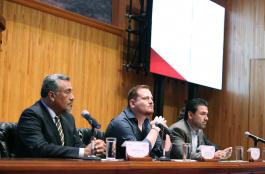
[{"left": 150, "top": 0, "right": 225, "bottom": 90}]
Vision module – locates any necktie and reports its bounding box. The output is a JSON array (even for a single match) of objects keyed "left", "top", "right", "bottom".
[{"left": 54, "top": 116, "right": 65, "bottom": 146}]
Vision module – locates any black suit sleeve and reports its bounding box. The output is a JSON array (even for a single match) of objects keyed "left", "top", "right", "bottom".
[{"left": 16, "top": 108, "right": 82, "bottom": 158}]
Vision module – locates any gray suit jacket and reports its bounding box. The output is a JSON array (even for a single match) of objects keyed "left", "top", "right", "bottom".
[{"left": 169, "top": 119, "right": 218, "bottom": 160}]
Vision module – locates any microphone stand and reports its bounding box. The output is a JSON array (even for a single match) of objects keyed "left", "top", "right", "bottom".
[
  {"left": 253, "top": 138, "right": 258, "bottom": 147},
  {"left": 158, "top": 129, "right": 170, "bottom": 161},
  {"left": 84, "top": 126, "right": 101, "bottom": 160},
  {"left": 248, "top": 135, "right": 265, "bottom": 147},
  {"left": 251, "top": 137, "right": 265, "bottom": 147}
]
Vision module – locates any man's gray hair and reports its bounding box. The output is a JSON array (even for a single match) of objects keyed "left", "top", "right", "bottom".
[{"left": 41, "top": 74, "right": 70, "bottom": 97}]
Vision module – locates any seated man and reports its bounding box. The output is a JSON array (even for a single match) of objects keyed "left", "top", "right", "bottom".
[
  {"left": 105, "top": 85, "right": 171, "bottom": 159},
  {"left": 170, "top": 98, "right": 231, "bottom": 160},
  {"left": 16, "top": 74, "right": 106, "bottom": 158}
]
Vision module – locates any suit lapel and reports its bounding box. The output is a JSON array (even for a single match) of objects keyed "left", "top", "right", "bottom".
[
  {"left": 39, "top": 100, "right": 63, "bottom": 145},
  {"left": 183, "top": 120, "right": 192, "bottom": 143},
  {"left": 198, "top": 130, "right": 205, "bottom": 146}
]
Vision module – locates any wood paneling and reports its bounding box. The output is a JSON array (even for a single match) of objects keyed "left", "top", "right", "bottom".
[
  {"left": 112, "top": 0, "right": 126, "bottom": 28},
  {"left": 0, "top": 0, "right": 184, "bottom": 132},
  {"left": 0, "top": 0, "right": 153, "bottom": 129},
  {"left": 2, "top": 0, "right": 265, "bottom": 158},
  {"left": 0, "top": 0, "right": 3, "bottom": 15},
  {"left": 8, "top": 0, "right": 123, "bottom": 37},
  {"left": 249, "top": 59, "right": 265, "bottom": 149},
  {"left": 201, "top": 0, "right": 265, "bottom": 154},
  {"left": 163, "top": 79, "right": 188, "bottom": 125}
]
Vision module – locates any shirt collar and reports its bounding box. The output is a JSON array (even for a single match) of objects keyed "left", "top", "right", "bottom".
[
  {"left": 124, "top": 107, "right": 149, "bottom": 122},
  {"left": 40, "top": 99, "right": 57, "bottom": 120},
  {"left": 187, "top": 120, "right": 199, "bottom": 135},
  {"left": 124, "top": 107, "right": 136, "bottom": 119}
]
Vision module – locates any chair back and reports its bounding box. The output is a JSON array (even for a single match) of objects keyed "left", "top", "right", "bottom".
[
  {"left": 0, "top": 122, "right": 17, "bottom": 158},
  {"left": 0, "top": 122, "right": 105, "bottom": 158}
]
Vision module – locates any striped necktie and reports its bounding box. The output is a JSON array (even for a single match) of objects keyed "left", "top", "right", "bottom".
[{"left": 54, "top": 116, "right": 65, "bottom": 146}]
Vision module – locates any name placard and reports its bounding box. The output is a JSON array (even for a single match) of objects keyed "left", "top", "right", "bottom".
[
  {"left": 248, "top": 147, "right": 260, "bottom": 161},
  {"left": 200, "top": 145, "right": 215, "bottom": 159},
  {"left": 122, "top": 141, "right": 149, "bottom": 158}
]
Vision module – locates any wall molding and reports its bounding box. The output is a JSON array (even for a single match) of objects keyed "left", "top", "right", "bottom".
[{"left": 8, "top": 0, "right": 124, "bottom": 36}]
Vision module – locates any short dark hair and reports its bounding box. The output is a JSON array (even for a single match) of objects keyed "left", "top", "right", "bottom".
[
  {"left": 127, "top": 85, "right": 151, "bottom": 107},
  {"left": 184, "top": 98, "right": 208, "bottom": 120},
  {"left": 41, "top": 74, "right": 70, "bottom": 97},
  {"left": 177, "top": 106, "right": 186, "bottom": 121}
]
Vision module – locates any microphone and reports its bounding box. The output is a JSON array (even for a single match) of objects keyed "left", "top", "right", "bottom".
[
  {"left": 81, "top": 110, "right": 101, "bottom": 129},
  {"left": 155, "top": 122, "right": 171, "bottom": 135},
  {"left": 244, "top": 131, "right": 265, "bottom": 144}
]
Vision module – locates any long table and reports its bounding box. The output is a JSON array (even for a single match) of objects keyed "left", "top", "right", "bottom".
[{"left": 1, "top": 159, "right": 265, "bottom": 174}]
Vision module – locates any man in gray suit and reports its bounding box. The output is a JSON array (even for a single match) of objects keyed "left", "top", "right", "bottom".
[{"left": 169, "top": 98, "right": 231, "bottom": 160}]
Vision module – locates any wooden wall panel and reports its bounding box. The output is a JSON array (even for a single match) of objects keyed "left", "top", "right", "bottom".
[
  {"left": 112, "top": 0, "right": 126, "bottom": 28},
  {"left": 9, "top": 0, "right": 123, "bottom": 36},
  {"left": 2, "top": 0, "right": 265, "bottom": 158},
  {"left": 0, "top": 0, "right": 182, "bottom": 131},
  {"left": 249, "top": 59, "right": 265, "bottom": 149},
  {"left": 199, "top": 0, "right": 265, "bottom": 154},
  {"left": 0, "top": 0, "right": 154, "bottom": 129},
  {"left": 163, "top": 79, "right": 188, "bottom": 125}
]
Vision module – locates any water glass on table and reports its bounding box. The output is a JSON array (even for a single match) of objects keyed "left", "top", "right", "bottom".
[
  {"left": 235, "top": 146, "right": 244, "bottom": 161},
  {"left": 182, "top": 143, "right": 191, "bottom": 161},
  {"left": 106, "top": 137, "right": 116, "bottom": 160}
]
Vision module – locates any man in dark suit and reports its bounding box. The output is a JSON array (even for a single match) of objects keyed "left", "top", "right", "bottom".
[
  {"left": 16, "top": 74, "right": 105, "bottom": 158},
  {"left": 169, "top": 98, "right": 232, "bottom": 160}
]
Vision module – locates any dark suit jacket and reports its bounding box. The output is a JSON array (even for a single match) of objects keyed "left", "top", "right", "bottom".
[
  {"left": 15, "top": 100, "right": 84, "bottom": 158},
  {"left": 169, "top": 119, "right": 218, "bottom": 160}
]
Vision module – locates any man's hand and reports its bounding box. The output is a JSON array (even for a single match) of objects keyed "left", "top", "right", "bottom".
[
  {"left": 84, "top": 139, "right": 106, "bottom": 157},
  {"left": 214, "top": 150, "right": 225, "bottom": 159},
  {"left": 214, "top": 147, "right": 232, "bottom": 159},
  {"left": 94, "top": 139, "right": 106, "bottom": 155},
  {"left": 150, "top": 116, "right": 168, "bottom": 128}
]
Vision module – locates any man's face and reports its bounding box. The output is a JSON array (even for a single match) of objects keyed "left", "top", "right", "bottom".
[
  {"left": 130, "top": 88, "right": 154, "bottom": 115},
  {"left": 52, "top": 80, "right": 74, "bottom": 114},
  {"left": 189, "top": 105, "right": 208, "bottom": 130}
]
